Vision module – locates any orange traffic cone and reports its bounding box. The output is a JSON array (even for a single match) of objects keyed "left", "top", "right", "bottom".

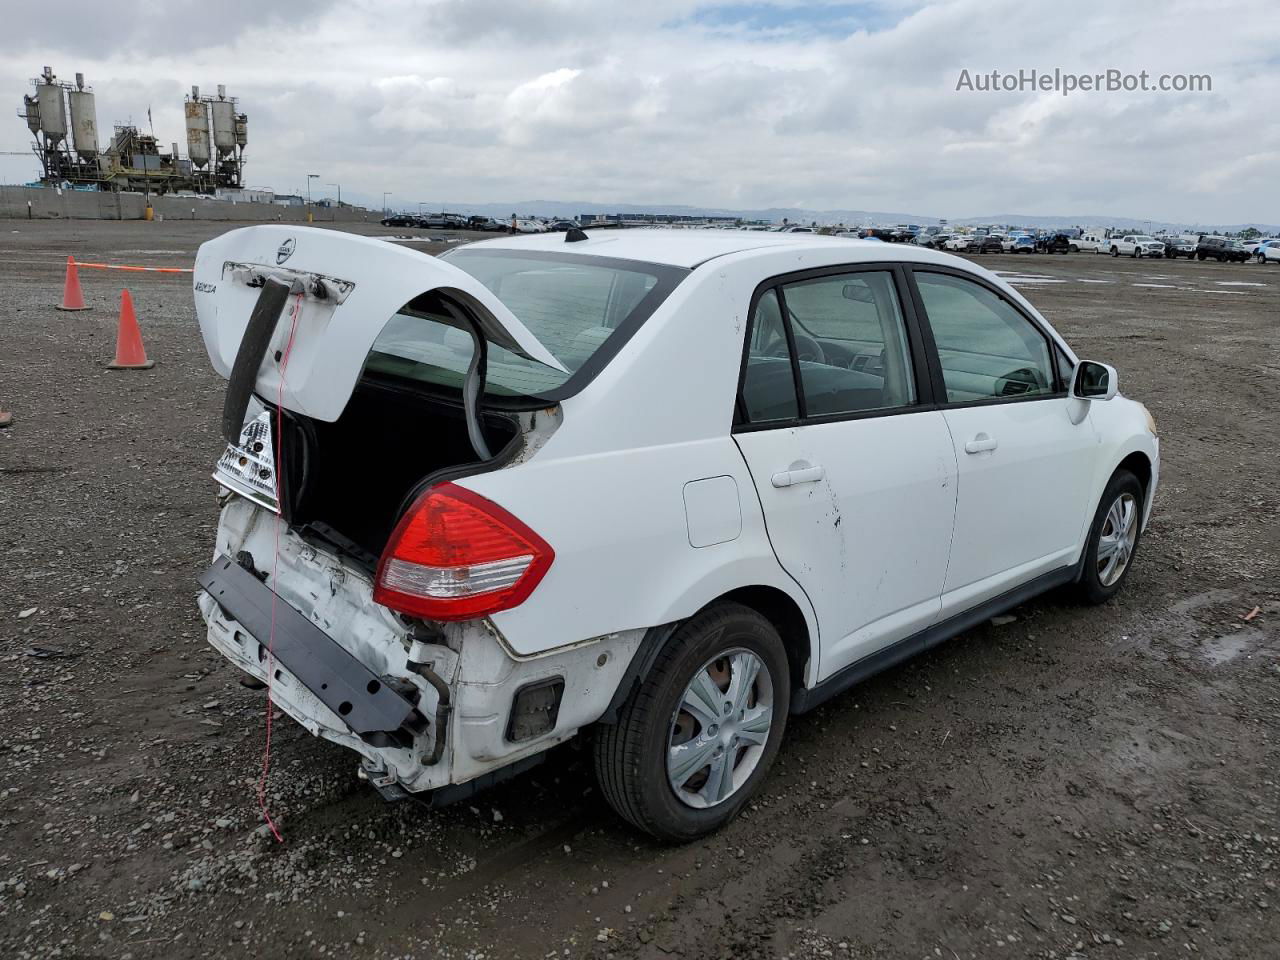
[
  {"left": 106, "top": 290, "right": 155, "bottom": 370},
  {"left": 56, "top": 256, "right": 91, "bottom": 311}
]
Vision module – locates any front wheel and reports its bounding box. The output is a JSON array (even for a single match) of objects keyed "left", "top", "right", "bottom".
[
  {"left": 1073, "top": 470, "right": 1144, "bottom": 605},
  {"left": 594, "top": 603, "right": 790, "bottom": 842}
]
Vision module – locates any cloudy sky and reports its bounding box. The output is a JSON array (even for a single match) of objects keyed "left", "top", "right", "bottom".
[{"left": 3, "top": 0, "right": 1277, "bottom": 222}]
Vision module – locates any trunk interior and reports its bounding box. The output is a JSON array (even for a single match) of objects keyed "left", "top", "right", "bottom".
[{"left": 275, "top": 376, "right": 518, "bottom": 564}]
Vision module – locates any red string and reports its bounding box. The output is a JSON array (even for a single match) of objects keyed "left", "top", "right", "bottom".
[{"left": 258, "top": 290, "right": 303, "bottom": 844}]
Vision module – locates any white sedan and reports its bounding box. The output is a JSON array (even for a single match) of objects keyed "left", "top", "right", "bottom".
[{"left": 194, "top": 226, "right": 1159, "bottom": 841}]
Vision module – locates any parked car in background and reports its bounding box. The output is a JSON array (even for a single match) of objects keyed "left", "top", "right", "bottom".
[
  {"left": 1038, "top": 233, "right": 1073, "bottom": 254},
  {"left": 976, "top": 234, "right": 1005, "bottom": 254},
  {"left": 1253, "top": 239, "right": 1280, "bottom": 262},
  {"left": 467, "top": 215, "right": 507, "bottom": 232},
  {"left": 1261, "top": 243, "right": 1280, "bottom": 265},
  {"left": 1109, "top": 236, "right": 1165, "bottom": 258},
  {"left": 1195, "top": 236, "right": 1249, "bottom": 262},
  {"left": 942, "top": 235, "right": 973, "bottom": 252},
  {"left": 195, "top": 225, "right": 1158, "bottom": 841},
  {"left": 1002, "top": 234, "right": 1034, "bottom": 254},
  {"left": 420, "top": 213, "right": 468, "bottom": 230},
  {"left": 1242, "top": 238, "right": 1278, "bottom": 256},
  {"left": 510, "top": 219, "right": 547, "bottom": 234},
  {"left": 1160, "top": 237, "right": 1196, "bottom": 259},
  {"left": 546, "top": 220, "right": 582, "bottom": 232},
  {"left": 380, "top": 214, "right": 420, "bottom": 228}
]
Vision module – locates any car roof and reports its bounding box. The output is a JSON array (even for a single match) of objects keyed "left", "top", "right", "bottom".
[{"left": 458, "top": 228, "right": 945, "bottom": 269}]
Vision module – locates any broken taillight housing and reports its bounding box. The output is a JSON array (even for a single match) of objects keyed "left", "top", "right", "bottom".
[{"left": 373, "top": 483, "right": 554, "bottom": 621}]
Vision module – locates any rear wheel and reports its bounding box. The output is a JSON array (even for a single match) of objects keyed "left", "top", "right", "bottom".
[
  {"left": 594, "top": 603, "right": 790, "bottom": 842},
  {"left": 1110, "top": 247, "right": 1119, "bottom": 257},
  {"left": 1073, "top": 470, "right": 1144, "bottom": 605}
]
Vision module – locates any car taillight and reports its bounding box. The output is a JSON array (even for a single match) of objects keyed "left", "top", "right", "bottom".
[{"left": 373, "top": 482, "right": 554, "bottom": 622}]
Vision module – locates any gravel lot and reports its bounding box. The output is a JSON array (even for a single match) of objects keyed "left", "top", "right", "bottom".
[{"left": 0, "top": 220, "right": 1276, "bottom": 960}]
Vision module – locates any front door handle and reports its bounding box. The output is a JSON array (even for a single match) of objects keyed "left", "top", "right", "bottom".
[
  {"left": 964, "top": 433, "right": 999, "bottom": 455},
  {"left": 771, "top": 463, "right": 825, "bottom": 487}
]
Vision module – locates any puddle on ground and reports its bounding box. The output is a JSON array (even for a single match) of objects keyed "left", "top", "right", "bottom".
[{"left": 1200, "top": 632, "right": 1254, "bottom": 666}]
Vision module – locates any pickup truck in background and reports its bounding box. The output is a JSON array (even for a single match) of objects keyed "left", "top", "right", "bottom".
[
  {"left": 1076, "top": 232, "right": 1110, "bottom": 253},
  {"left": 1109, "top": 235, "right": 1166, "bottom": 258}
]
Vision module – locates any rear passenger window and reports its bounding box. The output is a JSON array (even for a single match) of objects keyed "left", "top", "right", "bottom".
[
  {"left": 915, "top": 272, "right": 1055, "bottom": 403},
  {"left": 740, "top": 289, "right": 799, "bottom": 422},
  {"left": 779, "top": 271, "right": 916, "bottom": 416}
]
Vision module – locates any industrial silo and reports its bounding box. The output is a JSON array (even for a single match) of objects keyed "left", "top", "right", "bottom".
[
  {"left": 21, "top": 95, "right": 41, "bottom": 136},
  {"left": 68, "top": 73, "right": 98, "bottom": 159},
  {"left": 185, "top": 86, "right": 210, "bottom": 168},
  {"left": 35, "top": 67, "right": 67, "bottom": 146},
  {"left": 210, "top": 85, "right": 236, "bottom": 159}
]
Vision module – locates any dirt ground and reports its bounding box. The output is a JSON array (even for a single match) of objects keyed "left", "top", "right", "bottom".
[{"left": 0, "top": 220, "right": 1276, "bottom": 960}]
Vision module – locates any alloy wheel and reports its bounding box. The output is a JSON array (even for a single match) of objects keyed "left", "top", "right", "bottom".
[
  {"left": 1097, "top": 492, "right": 1139, "bottom": 587},
  {"left": 667, "top": 649, "right": 773, "bottom": 809}
]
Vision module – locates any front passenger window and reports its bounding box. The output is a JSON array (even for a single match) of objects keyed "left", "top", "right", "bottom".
[{"left": 915, "top": 272, "right": 1055, "bottom": 403}]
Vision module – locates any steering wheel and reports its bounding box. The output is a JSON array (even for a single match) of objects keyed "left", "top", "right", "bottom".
[{"left": 764, "top": 333, "right": 825, "bottom": 364}]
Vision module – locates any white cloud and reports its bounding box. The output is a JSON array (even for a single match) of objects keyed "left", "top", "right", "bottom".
[{"left": 1, "top": 0, "right": 1276, "bottom": 223}]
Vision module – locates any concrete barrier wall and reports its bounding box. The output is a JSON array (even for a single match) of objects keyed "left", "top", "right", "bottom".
[{"left": 0, "top": 185, "right": 376, "bottom": 223}]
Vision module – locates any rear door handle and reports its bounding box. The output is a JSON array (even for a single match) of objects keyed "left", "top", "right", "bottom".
[
  {"left": 771, "top": 463, "right": 825, "bottom": 487},
  {"left": 964, "top": 433, "right": 999, "bottom": 454}
]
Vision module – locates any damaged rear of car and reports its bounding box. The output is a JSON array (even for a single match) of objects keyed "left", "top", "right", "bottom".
[{"left": 194, "top": 225, "right": 685, "bottom": 802}]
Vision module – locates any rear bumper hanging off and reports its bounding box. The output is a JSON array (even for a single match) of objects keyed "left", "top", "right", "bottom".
[{"left": 198, "top": 554, "right": 426, "bottom": 744}]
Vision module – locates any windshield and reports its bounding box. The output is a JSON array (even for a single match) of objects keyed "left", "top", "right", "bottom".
[
  {"left": 1134, "top": 236, "right": 1156, "bottom": 242},
  {"left": 363, "top": 249, "right": 687, "bottom": 402}
]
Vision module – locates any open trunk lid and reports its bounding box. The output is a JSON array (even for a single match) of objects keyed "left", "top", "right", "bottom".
[{"left": 194, "top": 225, "right": 566, "bottom": 424}]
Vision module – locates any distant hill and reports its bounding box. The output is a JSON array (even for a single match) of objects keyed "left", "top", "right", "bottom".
[{"left": 403, "top": 198, "right": 1279, "bottom": 235}]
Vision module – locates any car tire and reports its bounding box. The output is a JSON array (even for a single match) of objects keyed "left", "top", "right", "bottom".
[
  {"left": 1069, "top": 244, "right": 1079, "bottom": 253},
  {"left": 1218, "top": 255, "right": 1226, "bottom": 263},
  {"left": 593, "top": 602, "right": 790, "bottom": 843},
  {"left": 1073, "top": 470, "right": 1145, "bottom": 606},
  {"left": 1197, "top": 253, "right": 1206, "bottom": 261},
  {"left": 1110, "top": 247, "right": 1119, "bottom": 257}
]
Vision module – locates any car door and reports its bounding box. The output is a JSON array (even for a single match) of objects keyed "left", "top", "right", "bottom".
[
  {"left": 733, "top": 266, "right": 958, "bottom": 682},
  {"left": 908, "top": 268, "right": 1098, "bottom": 616}
]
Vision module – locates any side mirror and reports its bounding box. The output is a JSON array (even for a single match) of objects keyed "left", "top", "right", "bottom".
[{"left": 1071, "top": 360, "right": 1118, "bottom": 401}]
